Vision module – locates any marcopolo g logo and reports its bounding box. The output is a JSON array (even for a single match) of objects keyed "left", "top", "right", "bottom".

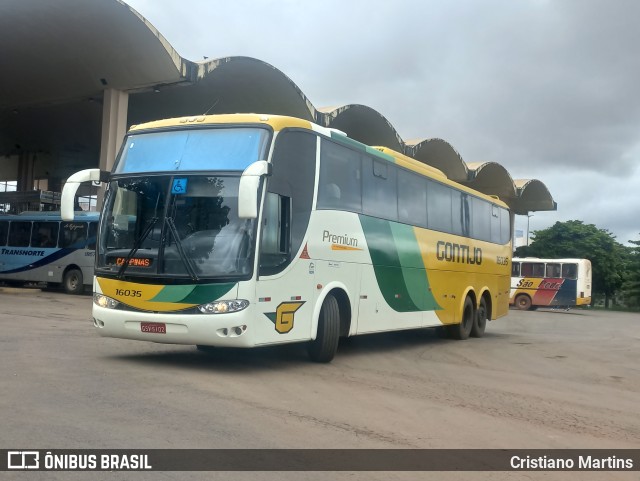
[
  {"left": 8, "top": 451, "right": 39, "bottom": 469},
  {"left": 264, "top": 302, "right": 305, "bottom": 334}
]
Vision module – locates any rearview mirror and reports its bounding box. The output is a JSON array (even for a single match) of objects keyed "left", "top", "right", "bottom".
[{"left": 61, "top": 169, "right": 109, "bottom": 221}]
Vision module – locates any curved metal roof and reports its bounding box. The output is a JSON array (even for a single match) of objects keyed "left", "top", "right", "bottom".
[
  {"left": 318, "top": 105, "right": 404, "bottom": 152},
  {"left": 0, "top": 0, "right": 556, "bottom": 214},
  {"left": 0, "top": 0, "right": 192, "bottom": 109},
  {"left": 406, "top": 138, "right": 469, "bottom": 182}
]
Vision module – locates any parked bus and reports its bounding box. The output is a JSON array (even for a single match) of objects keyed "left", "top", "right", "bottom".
[
  {"left": 510, "top": 257, "right": 592, "bottom": 310},
  {"left": 61, "top": 113, "right": 513, "bottom": 362},
  {"left": 0, "top": 211, "right": 98, "bottom": 294}
]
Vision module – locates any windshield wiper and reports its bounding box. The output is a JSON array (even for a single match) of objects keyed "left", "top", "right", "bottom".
[
  {"left": 117, "top": 217, "right": 159, "bottom": 279},
  {"left": 165, "top": 217, "right": 199, "bottom": 282}
]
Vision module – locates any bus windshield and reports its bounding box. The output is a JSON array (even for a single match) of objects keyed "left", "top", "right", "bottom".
[
  {"left": 99, "top": 175, "right": 255, "bottom": 279},
  {"left": 115, "top": 127, "right": 270, "bottom": 174}
]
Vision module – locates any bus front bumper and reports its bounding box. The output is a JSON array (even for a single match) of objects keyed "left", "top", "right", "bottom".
[{"left": 92, "top": 305, "right": 256, "bottom": 348}]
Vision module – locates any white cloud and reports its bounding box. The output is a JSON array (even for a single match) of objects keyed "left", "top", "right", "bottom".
[{"left": 126, "top": 0, "right": 640, "bottom": 245}]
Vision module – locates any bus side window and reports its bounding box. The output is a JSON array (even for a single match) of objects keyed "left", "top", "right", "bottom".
[
  {"left": 562, "top": 263, "right": 577, "bottom": 279},
  {"left": 521, "top": 262, "right": 544, "bottom": 277},
  {"left": 31, "top": 221, "right": 59, "bottom": 248},
  {"left": 398, "top": 169, "right": 427, "bottom": 227},
  {"left": 0, "top": 221, "right": 8, "bottom": 245},
  {"left": 363, "top": 157, "right": 398, "bottom": 222},
  {"left": 60, "top": 222, "right": 88, "bottom": 248},
  {"left": 546, "top": 263, "right": 561, "bottom": 278},
  {"left": 318, "top": 139, "right": 362, "bottom": 213},
  {"left": 259, "top": 192, "right": 291, "bottom": 274},
  {"left": 512, "top": 262, "right": 520, "bottom": 277},
  {"left": 427, "top": 180, "right": 452, "bottom": 233},
  {"left": 531, "top": 262, "right": 545, "bottom": 277},
  {"left": 8, "top": 221, "right": 32, "bottom": 247},
  {"left": 87, "top": 222, "right": 98, "bottom": 250}
]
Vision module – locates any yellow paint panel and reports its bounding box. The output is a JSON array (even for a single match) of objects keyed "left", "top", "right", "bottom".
[
  {"left": 331, "top": 244, "right": 363, "bottom": 251},
  {"left": 97, "top": 278, "right": 196, "bottom": 312},
  {"left": 412, "top": 227, "right": 511, "bottom": 324}
]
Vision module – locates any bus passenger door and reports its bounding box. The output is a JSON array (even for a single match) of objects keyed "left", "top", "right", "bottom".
[{"left": 254, "top": 193, "right": 314, "bottom": 345}]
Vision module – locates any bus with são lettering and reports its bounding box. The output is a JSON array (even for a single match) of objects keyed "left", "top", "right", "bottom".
[
  {"left": 0, "top": 211, "right": 98, "bottom": 294},
  {"left": 510, "top": 257, "right": 592, "bottom": 310},
  {"left": 60, "top": 113, "right": 513, "bottom": 362}
]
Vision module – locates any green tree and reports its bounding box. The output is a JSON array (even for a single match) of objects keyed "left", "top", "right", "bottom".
[
  {"left": 514, "top": 220, "right": 626, "bottom": 308},
  {"left": 621, "top": 237, "right": 640, "bottom": 308}
]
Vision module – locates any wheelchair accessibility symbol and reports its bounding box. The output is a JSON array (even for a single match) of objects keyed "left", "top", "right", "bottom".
[{"left": 171, "top": 178, "right": 188, "bottom": 195}]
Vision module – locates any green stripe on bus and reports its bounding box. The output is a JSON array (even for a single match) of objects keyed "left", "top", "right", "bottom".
[
  {"left": 390, "top": 223, "right": 440, "bottom": 311},
  {"left": 151, "top": 283, "right": 236, "bottom": 304},
  {"left": 360, "top": 216, "right": 441, "bottom": 312},
  {"left": 330, "top": 131, "right": 367, "bottom": 151},
  {"left": 365, "top": 146, "right": 395, "bottom": 163}
]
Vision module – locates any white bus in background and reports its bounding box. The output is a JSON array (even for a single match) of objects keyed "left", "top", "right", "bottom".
[
  {"left": 510, "top": 257, "right": 592, "bottom": 310},
  {"left": 0, "top": 211, "right": 98, "bottom": 294}
]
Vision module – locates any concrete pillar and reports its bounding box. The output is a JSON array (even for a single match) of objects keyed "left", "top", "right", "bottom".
[
  {"left": 98, "top": 88, "right": 129, "bottom": 207},
  {"left": 16, "top": 151, "right": 35, "bottom": 191}
]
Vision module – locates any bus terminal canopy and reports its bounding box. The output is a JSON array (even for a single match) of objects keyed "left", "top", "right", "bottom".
[{"left": 0, "top": 0, "right": 555, "bottom": 215}]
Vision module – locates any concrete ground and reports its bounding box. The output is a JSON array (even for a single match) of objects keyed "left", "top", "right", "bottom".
[{"left": 1, "top": 287, "right": 638, "bottom": 481}]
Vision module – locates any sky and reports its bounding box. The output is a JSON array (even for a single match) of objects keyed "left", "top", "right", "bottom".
[{"left": 126, "top": 0, "right": 640, "bottom": 246}]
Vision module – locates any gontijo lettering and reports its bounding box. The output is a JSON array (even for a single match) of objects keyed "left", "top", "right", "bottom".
[{"left": 436, "top": 241, "right": 482, "bottom": 265}]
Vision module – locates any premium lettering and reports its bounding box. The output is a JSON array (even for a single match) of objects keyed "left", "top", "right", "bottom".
[{"left": 322, "top": 230, "right": 358, "bottom": 248}]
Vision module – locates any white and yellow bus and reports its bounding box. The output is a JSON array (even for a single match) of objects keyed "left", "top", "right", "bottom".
[
  {"left": 510, "top": 257, "right": 592, "bottom": 310},
  {"left": 61, "top": 114, "right": 512, "bottom": 362}
]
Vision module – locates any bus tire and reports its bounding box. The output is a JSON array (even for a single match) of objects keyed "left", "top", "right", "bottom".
[
  {"left": 447, "top": 296, "right": 474, "bottom": 340},
  {"left": 63, "top": 268, "right": 84, "bottom": 295},
  {"left": 308, "top": 294, "right": 340, "bottom": 363},
  {"left": 515, "top": 294, "right": 532, "bottom": 310},
  {"left": 471, "top": 297, "right": 488, "bottom": 338}
]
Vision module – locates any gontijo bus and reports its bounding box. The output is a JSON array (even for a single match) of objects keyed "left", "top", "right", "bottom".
[
  {"left": 61, "top": 114, "right": 512, "bottom": 362},
  {"left": 510, "top": 257, "right": 592, "bottom": 310},
  {"left": 0, "top": 211, "right": 98, "bottom": 294}
]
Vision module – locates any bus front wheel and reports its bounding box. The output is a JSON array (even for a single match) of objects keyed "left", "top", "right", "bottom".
[
  {"left": 515, "top": 294, "right": 532, "bottom": 311},
  {"left": 447, "top": 296, "right": 474, "bottom": 340},
  {"left": 308, "top": 294, "right": 340, "bottom": 363},
  {"left": 63, "top": 268, "right": 84, "bottom": 295}
]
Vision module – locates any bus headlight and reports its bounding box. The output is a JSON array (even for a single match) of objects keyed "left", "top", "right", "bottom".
[
  {"left": 93, "top": 293, "right": 120, "bottom": 309},
  {"left": 197, "top": 299, "right": 249, "bottom": 314}
]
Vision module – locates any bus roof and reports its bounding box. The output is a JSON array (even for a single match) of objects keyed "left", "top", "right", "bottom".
[
  {"left": 129, "top": 113, "right": 313, "bottom": 133},
  {"left": 513, "top": 257, "right": 590, "bottom": 264}
]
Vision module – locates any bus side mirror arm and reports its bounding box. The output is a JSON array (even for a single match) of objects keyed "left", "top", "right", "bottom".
[
  {"left": 238, "top": 161, "right": 271, "bottom": 219},
  {"left": 61, "top": 168, "right": 108, "bottom": 221}
]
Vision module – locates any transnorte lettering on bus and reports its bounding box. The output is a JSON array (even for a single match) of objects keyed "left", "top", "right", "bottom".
[
  {"left": 1, "top": 248, "right": 46, "bottom": 256},
  {"left": 436, "top": 241, "right": 482, "bottom": 265}
]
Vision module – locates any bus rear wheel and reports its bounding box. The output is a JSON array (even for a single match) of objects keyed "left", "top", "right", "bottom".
[
  {"left": 63, "top": 268, "right": 84, "bottom": 295},
  {"left": 447, "top": 296, "right": 474, "bottom": 340},
  {"left": 515, "top": 294, "right": 532, "bottom": 311},
  {"left": 308, "top": 294, "right": 340, "bottom": 363},
  {"left": 471, "top": 297, "right": 488, "bottom": 338}
]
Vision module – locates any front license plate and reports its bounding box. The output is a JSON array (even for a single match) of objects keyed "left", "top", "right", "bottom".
[{"left": 141, "top": 322, "right": 166, "bottom": 334}]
